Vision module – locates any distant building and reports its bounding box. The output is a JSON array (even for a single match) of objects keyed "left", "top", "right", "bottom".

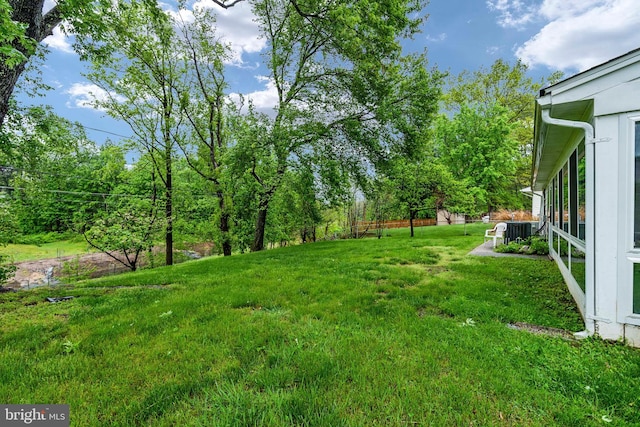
[{"left": 533, "top": 48, "right": 640, "bottom": 346}]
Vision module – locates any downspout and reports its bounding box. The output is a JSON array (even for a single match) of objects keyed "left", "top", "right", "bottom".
[{"left": 540, "top": 109, "right": 596, "bottom": 336}]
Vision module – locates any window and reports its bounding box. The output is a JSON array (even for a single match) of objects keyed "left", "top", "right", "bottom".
[
  {"left": 634, "top": 264, "right": 640, "bottom": 314},
  {"left": 547, "top": 143, "right": 587, "bottom": 295},
  {"left": 563, "top": 164, "right": 570, "bottom": 234},
  {"left": 578, "top": 142, "right": 586, "bottom": 241},
  {"left": 552, "top": 177, "right": 558, "bottom": 225}
]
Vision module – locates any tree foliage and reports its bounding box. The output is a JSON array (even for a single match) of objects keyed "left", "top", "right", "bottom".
[
  {"left": 0, "top": 105, "right": 114, "bottom": 234},
  {"left": 238, "top": 0, "right": 435, "bottom": 251},
  {"left": 83, "top": 198, "right": 159, "bottom": 272},
  {"left": 435, "top": 103, "right": 518, "bottom": 213},
  {"left": 0, "top": 0, "right": 249, "bottom": 128},
  {"left": 0, "top": 1, "right": 562, "bottom": 267},
  {"left": 78, "top": 0, "right": 182, "bottom": 265},
  {"left": 441, "top": 59, "right": 563, "bottom": 211}
]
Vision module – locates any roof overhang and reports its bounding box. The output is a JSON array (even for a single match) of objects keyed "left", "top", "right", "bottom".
[
  {"left": 532, "top": 99, "right": 592, "bottom": 191},
  {"left": 532, "top": 47, "right": 640, "bottom": 191}
]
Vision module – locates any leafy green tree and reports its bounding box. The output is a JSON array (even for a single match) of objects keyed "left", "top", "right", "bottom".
[
  {"left": 171, "top": 8, "right": 236, "bottom": 256},
  {"left": 385, "top": 156, "right": 473, "bottom": 236},
  {"left": 83, "top": 197, "right": 159, "bottom": 272},
  {"left": 266, "top": 166, "right": 324, "bottom": 245},
  {"left": 79, "top": 0, "right": 181, "bottom": 266},
  {"left": 443, "top": 59, "right": 563, "bottom": 208},
  {"left": 171, "top": 159, "right": 221, "bottom": 252},
  {"left": 0, "top": 0, "right": 246, "bottom": 128},
  {"left": 0, "top": 105, "right": 110, "bottom": 234},
  {"left": 81, "top": 157, "right": 161, "bottom": 271},
  {"left": 435, "top": 103, "right": 517, "bottom": 214},
  {"left": 241, "top": 0, "right": 431, "bottom": 251}
]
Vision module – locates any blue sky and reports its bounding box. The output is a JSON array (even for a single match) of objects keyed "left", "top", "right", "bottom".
[{"left": 19, "top": 0, "right": 640, "bottom": 146}]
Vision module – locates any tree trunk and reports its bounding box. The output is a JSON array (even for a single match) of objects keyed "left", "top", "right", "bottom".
[
  {"left": 409, "top": 209, "right": 415, "bottom": 237},
  {"left": 164, "top": 149, "right": 173, "bottom": 266},
  {"left": 0, "top": 64, "right": 25, "bottom": 126},
  {"left": 1, "top": 0, "right": 62, "bottom": 126},
  {"left": 251, "top": 201, "right": 269, "bottom": 252},
  {"left": 217, "top": 191, "right": 232, "bottom": 256}
]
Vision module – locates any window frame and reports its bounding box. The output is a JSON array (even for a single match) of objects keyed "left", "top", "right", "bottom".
[{"left": 622, "top": 114, "right": 640, "bottom": 323}]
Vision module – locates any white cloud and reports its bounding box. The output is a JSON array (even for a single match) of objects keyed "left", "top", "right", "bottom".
[
  {"left": 166, "top": 0, "right": 265, "bottom": 66},
  {"left": 486, "top": 46, "right": 500, "bottom": 55},
  {"left": 65, "top": 83, "right": 124, "bottom": 111},
  {"left": 538, "top": 0, "right": 602, "bottom": 20},
  {"left": 515, "top": 0, "right": 640, "bottom": 71},
  {"left": 486, "top": 0, "right": 538, "bottom": 29},
  {"left": 426, "top": 33, "right": 447, "bottom": 42},
  {"left": 43, "top": 26, "right": 73, "bottom": 54},
  {"left": 201, "top": 1, "right": 265, "bottom": 65},
  {"left": 230, "top": 75, "right": 279, "bottom": 116}
]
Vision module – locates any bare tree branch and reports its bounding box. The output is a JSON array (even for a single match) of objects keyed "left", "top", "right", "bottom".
[{"left": 211, "top": 0, "right": 245, "bottom": 8}]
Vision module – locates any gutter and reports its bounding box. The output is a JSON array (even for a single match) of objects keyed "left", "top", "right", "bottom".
[{"left": 540, "top": 109, "right": 596, "bottom": 336}]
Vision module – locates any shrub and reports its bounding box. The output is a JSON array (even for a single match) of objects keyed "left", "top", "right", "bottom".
[
  {"left": 527, "top": 237, "right": 549, "bottom": 255},
  {"left": 61, "top": 256, "right": 96, "bottom": 282},
  {"left": 494, "top": 241, "right": 522, "bottom": 253},
  {"left": 0, "top": 255, "right": 16, "bottom": 288},
  {"left": 493, "top": 236, "right": 549, "bottom": 256}
]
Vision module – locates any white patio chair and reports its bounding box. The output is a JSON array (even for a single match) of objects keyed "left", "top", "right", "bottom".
[{"left": 484, "top": 222, "right": 507, "bottom": 248}]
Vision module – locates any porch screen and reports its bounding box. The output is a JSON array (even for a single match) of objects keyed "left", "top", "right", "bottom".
[
  {"left": 635, "top": 122, "right": 640, "bottom": 313},
  {"left": 636, "top": 122, "right": 640, "bottom": 248}
]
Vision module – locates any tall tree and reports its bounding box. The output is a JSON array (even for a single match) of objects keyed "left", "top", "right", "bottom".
[
  {"left": 171, "top": 8, "right": 236, "bottom": 256},
  {"left": 0, "top": 0, "right": 60, "bottom": 126},
  {"left": 79, "top": 0, "right": 181, "bottom": 266},
  {"left": 242, "top": 0, "right": 431, "bottom": 251},
  {"left": 443, "top": 59, "right": 563, "bottom": 206},
  {"left": 435, "top": 103, "right": 517, "bottom": 214},
  {"left": 0, "top": 0, "right": 246, "bottom": 128}
]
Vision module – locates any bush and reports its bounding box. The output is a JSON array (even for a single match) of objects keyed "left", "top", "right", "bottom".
[
  {"left": 494, "top": 236, "right": 549, "bottom": 256},
  {"left": 494, "top": 242, "right": 522, "bottom": 253},
  {"left": 527, "top": 237, "right": 549, "bottom": 255},
  {"left": 0, "top": 255, "right": 16, "bottom": 287}
]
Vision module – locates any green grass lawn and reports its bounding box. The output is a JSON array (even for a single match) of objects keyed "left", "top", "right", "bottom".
[
  {"left": 1, "top": 224, "right": 639, "bottom": 426},
  {"left": 0, "top": 239, "right": 94, "bottom": 262}
]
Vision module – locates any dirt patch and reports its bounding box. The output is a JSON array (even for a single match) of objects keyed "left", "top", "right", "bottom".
[
  {"left": 6, "top": 252, "right": 134, "bottom": 289},
  {"left": 507, "top": 322, "right": 576, "bottom": 340},
  {"left": 5, "top": 243, "right": 215, "bottom": 290}
]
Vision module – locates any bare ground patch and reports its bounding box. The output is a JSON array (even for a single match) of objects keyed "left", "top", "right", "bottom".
[{"left": 5, "top": 243, "right": 216, "bottom": 289}]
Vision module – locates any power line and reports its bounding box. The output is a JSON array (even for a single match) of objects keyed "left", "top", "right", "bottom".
[
  {"left": 79, "top": 125, "right": 131, "bottom": 139},
  {"left": 0, "top": 185, "right": 149, "bottom": 199}
]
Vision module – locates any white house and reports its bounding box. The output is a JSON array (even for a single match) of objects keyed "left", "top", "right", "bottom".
[{"left": 533, "top": 47, "right": 640, "bottom": 346}]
